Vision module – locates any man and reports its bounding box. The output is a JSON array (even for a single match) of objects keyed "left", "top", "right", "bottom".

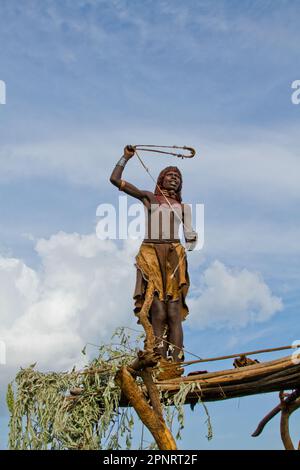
[{"left": 110, "top": 145, "right": 197, "bottom": 362}]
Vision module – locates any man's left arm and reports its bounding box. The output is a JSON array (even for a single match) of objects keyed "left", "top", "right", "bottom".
[{"left": 182, "top": 203, "right": 198, "bottom": 251}]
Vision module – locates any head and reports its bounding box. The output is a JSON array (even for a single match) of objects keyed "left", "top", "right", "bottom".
[{"left": 154, "top": 166, "right": 182, "bottom": 202}]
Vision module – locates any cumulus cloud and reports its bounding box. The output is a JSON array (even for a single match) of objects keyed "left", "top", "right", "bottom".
[
  {"left": 0, "top": 232, "right": 140, "bottom": 376},
  {"left": 188, "top": 260, "right": 283, "bottom": 329},
  {"left": 0, "top": 232, "right": 283, "bottom": 383}
]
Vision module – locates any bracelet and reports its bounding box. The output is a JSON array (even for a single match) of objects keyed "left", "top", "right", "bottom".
[
  {"left": 116, "top": 155, "right": 128, "bottom": 168},
  {"left": 119, "top": 180, "right": 126, "bottom": 191}
]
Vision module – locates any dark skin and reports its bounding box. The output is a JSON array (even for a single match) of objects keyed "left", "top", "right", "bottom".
[{"left": 110, "top": 146, "right": 183, "bottom": 361}]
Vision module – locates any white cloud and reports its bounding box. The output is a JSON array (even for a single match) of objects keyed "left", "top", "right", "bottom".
[
  {"left": 0, "top": 232, "right": 140, "bottom": 377},
  {"left": 0, "top": 232, "right": 282, "bottom": 382},
  {"left": 188, "top": 260, "right": 283, "bottom": 329}
]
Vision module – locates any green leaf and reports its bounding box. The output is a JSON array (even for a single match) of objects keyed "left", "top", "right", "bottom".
[{"left": 6, "top": 383, "right": 14, "bottom": 414}]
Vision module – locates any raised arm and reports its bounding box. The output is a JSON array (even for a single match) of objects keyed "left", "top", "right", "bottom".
[{"left": 110, "top": 145, "right": 151, "bottom": 203}]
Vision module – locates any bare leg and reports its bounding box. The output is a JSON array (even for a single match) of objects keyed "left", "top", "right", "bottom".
[
  {"left": 150, "top": 294, "right": 168, "bottom": 358},
  {"left": 167, "top": 300, "right": 183, "bottom": 362}
]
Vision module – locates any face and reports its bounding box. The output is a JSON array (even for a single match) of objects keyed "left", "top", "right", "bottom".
[{"left": 162, "top": 170, "right": 181, "bottom": 191}]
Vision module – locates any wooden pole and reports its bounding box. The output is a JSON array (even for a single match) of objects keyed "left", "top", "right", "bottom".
[{"left": 116, "top": 366, "right": 177, "bottom": 450}]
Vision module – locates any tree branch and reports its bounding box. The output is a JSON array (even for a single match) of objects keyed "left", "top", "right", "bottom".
[
  {"left": 280, "top": 395, "right": 300, "bottom": 450},
  {"left": 252, "top": 389, "right": 300, "bottom": 437},
  {"left": 116, "top": 366, "right": 176, "bottom": 450}
]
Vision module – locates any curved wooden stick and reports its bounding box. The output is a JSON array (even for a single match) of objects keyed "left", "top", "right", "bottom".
[
  {"left": 134, "top": 145, "right": 196, "bottom": 159},
  {"left": 280, "top": 395, "right": 300, "bottom": 450},
  {"left": 116, "top": 366, "right": 177, "bottom": 450},
  {"left": 252, "top": 389, "right": 300, "bottom": 437},
  {"left": 252, "top": 389, "right": 300, "bottom": 450}
]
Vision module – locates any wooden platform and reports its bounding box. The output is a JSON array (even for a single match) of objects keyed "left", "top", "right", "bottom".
[{"left": 154, "top": 355, "right": 300, "bottom": 404}]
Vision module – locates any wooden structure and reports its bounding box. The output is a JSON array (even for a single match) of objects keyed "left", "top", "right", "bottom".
[
  {"left": 116, "top": 353, "right": 300, "bottom": 450},
  {"left": 115, "top": 281, "right": 300, "bottom": 450},
  {"left": 156, "top": 355, "right": 300, "bottom": 403}
]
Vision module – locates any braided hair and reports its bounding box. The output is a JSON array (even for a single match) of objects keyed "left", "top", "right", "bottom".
[{"left": 154, "top": 166, "right": 183, "bottom": 203}]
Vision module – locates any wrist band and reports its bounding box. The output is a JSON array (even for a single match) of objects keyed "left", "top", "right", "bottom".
[{"left": 116, "top": 156, "right": 127, "bottom": 168}]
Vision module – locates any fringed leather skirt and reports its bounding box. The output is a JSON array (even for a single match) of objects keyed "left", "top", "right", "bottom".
[{"left": 133, "top": 240, "right": 190, "bottom": 322}]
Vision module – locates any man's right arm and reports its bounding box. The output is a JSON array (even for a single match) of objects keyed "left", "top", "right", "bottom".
[{"left": 110, "top": 145, "right": 149, "bottom": 202}]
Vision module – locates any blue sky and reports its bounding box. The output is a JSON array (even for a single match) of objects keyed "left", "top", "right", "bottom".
[{"left": 0, "top": 0, "right": 300, "bottom": 450}]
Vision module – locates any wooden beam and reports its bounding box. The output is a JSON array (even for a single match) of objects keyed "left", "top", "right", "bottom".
[{"left": 118, "top": 355, "right": 300, "bottom": 406}]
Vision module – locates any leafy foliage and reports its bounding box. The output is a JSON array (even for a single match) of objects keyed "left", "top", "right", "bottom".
[
  {"left": 7, "top": 328, "right": 139, "bottom": 450},
  {"left": 163, "top": 382, "right": 213, "bottom": 442},
  {"left": 7, "top": 327, "right": 212, "bottom": 449}
]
